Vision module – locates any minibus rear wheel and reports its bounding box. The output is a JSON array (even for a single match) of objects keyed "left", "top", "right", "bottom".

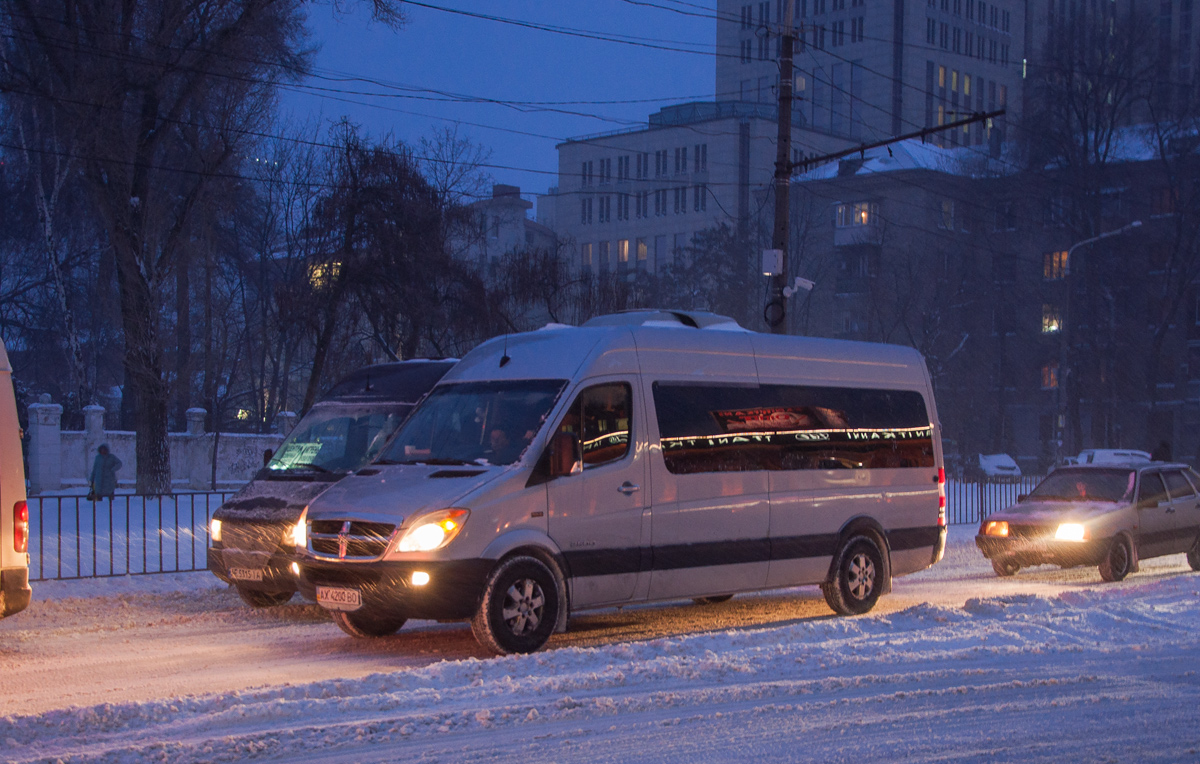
[
  {"left": 332, "top": 610, "right": 408, "bottom": 638},
  {"left": 472, "top": 555, "right": 561, "bottom": 655},
  {"left": 822, "top": 536, "right": 884, "bottom": 616},
  {"left": 236, "top": 586, "right": 294, "bottom": 608}
]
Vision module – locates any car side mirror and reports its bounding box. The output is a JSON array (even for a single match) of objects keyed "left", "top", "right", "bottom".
[
  {"left": 1017, "top": 494, "right": 1027, "bottom": 502},
  {"left": 548, "top": 431, "right": 580, "bottom": 478},
  {"left": 263, "top": 448, "right": 274, "bottom": 467}
]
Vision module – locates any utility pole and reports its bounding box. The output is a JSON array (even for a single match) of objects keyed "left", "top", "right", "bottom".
[{"left": 767, "top": 1, "right": 796, "bottom": 335}]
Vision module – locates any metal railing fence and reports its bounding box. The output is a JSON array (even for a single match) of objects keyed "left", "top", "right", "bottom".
[
  {"left": 945, "top": 476, "right": 1045, "bottom": 526},
  {"left": 27, "top": 492, "right": 232, "bottom": 582},
  {"left": 24, "top": 479, "right": 1042, "bottom": 582}
]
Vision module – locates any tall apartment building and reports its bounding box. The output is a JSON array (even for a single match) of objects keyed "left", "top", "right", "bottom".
[
  {"left": 540, "top": 0, "right": 1028, "bottom": 274},
  {"left": 539, "top": 102, "right": 850, "bottom": 275},
  {"left": 717, "top": 0, "right": 1025, "bottom": 146}
]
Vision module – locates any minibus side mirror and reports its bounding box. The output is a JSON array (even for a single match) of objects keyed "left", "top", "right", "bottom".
[
  {"left": 263, "top": 448, "right": 274, "bottom": 467},
  {"left": 1017, "top": 494, "right": 1027, "bottom": 502},
  {"left": 548, "top": 432, "right": 581, "bottom": 478}
]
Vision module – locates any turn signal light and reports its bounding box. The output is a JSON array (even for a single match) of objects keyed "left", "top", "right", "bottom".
[{"left": 983, "top": 520, "right": 1009, "bottom": 537}]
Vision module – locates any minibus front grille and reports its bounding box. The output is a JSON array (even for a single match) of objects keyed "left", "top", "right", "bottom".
[{"left": 308, "top": 520, "right": 396, "bottom": 560}]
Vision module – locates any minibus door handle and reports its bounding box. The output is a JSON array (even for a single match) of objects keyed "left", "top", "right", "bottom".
[{"left": 618, "top": 481, "right": 641, "bottom": 495}]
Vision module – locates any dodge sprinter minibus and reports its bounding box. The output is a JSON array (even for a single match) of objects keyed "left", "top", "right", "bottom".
[
  {"left": 208, "top": 359, "right": 454, "bottom": 607},
  {"left": 294, "top": 311, "right": 946, "bottom": 653}
]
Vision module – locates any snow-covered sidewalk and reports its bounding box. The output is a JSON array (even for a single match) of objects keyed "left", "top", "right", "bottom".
[{"left": 4, "top": 528, "right": 1199, "bottom": 763}]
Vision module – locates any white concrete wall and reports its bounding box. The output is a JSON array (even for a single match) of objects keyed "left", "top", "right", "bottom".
[{"left": 28, "top": 402, "right": 296, "bottom": 495}]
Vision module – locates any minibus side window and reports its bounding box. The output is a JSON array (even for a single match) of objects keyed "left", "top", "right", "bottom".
[
  {"left": 652, "top": 382, "right": 934, "bottom": 474},
  {"left": 557, "top": 383, "right": 632, "bottom": 469}
]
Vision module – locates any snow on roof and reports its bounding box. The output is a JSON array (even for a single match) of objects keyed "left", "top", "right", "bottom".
[
  {"left": 797, "top": 124, "right": 1198, "bottom": 184},
  {"left": 796, "top": 138, "right": 997, "bottom": 181}
]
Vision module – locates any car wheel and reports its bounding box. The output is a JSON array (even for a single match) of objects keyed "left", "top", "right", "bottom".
[
  {"left": 471, "top": 556, "right": 560, "bottom": 655},
  {"left": 991, "top": 558, "right": 1020, "bottom": 577},
  {"left": 332, "top": 610, "right": 407, "bottom": 638},
  {"left": 236, "top": 586, "right": 294, "bottom": 608},
  {"left": 1187, "top": 543, "right": 1200, "bottom": 572},
  {"left": 693, "top": 594, "right": 734, "bottom": 605},
  {"left": 1098, "top": 536, "right": 1133, "bottom": 582},
  {"left": 822, "top": 536, "right": 885, "bottom": 616}
]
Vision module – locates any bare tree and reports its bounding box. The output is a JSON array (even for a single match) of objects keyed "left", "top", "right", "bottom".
[{"left": 0, "top": 0, "right": 403, "bottom": 492}]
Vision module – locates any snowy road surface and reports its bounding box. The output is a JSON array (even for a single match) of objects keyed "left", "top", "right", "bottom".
[{"left": 3, "top": 527, "right": 1199, "bottom": 763}]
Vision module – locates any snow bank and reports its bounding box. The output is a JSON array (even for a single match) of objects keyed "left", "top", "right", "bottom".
[{"left": 7, "top": 562, "right": 1200, "bottom": 763}]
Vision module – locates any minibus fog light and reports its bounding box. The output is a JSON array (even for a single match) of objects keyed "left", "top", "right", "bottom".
[
  {"left": 291, "top": 509, "right": 308, "bottom": 548},
  {"left": 411, "top": 571, "right": 430, "bottom": 586},
  {"left": 210, "top": 518, "right": 222, "bottom": 543},
  {"left": 290, "top": 562, "right": 301, "bottom": 576},
  {"left": 983, "top": 520, "right": 1009, "bottom": 537},
  {"left": 395, "top": 509, "right": 470, "bottom": 553},
  {"left": 1055, "top": 523, "right": 1088, "bottom": 542}
]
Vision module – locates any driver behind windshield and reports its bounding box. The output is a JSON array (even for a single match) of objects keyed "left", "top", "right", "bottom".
[{"left": 381, "top": 380, "right": 565, "bottom": 467}]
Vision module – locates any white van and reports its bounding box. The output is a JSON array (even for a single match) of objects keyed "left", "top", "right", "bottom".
[
  {"left": 0, "top": 339, "right": 30, "bottom": 618},
  {"left": 208, "top": 359, "right": 455, "bottom": 607},
  {"left": 294, "top": 311, "right": 946, "bottom": 653}
]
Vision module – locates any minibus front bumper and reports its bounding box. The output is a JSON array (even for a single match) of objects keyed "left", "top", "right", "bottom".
[
  {"left": 297, "top": 557, "right": 492, "bottom": 621},
  {"left": 1, "top": 565, "right": 31, "bottom": 617}
]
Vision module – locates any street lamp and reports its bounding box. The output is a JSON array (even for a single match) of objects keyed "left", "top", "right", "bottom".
[{"left": 1056, "top": 220, "right": 1142, "bottom": 463}]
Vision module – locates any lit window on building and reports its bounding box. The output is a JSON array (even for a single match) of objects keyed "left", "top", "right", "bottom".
[
  {"left": 1043, "top": 250, "right": 1068, "bottom": 280},
  {"left": 1042, "top": 304, "right": 1061, "bottom": 333},
  {"left": 618, "top": 239, "right": 630, "bottom": 263},
  {"left": 1041, "top": 363, "right": 1059, "bottom": 389},
  {"left": 308, "top": 261, "right": 341, "bottom": 289},
  {"left": 835, "top": 201, "right": 878, "bottom": 227}
]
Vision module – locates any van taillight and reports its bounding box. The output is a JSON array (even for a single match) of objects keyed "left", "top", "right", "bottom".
[{"left": 13, "top": 500, "right": 28, "bottom": 553}]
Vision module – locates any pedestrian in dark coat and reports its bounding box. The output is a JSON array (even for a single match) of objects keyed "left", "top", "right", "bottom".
[{"left": 89, "top": 444, "right": 122, "bottom": 500}]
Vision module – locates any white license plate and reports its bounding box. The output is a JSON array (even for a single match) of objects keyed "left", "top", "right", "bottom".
[
  {"left": 229, "top": 567, "right": 264, "bottom": 583},
  {"left": 316, "top": 586, "right": 362, "bottom": 611}
]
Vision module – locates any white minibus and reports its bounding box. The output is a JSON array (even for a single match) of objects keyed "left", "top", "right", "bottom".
[
  {"left": 294, "top": 311, "right": 946, "bottom": 653},
  {"left": 0, "top": 338, "right": 30, "bottom": 618}
]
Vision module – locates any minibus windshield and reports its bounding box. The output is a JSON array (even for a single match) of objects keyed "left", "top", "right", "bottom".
[
  {"left": 380, "top": 380, "right": 566, "bottom": 467},
  {"left": 267, "top": 403, "right": 411, "bottom": 475}
]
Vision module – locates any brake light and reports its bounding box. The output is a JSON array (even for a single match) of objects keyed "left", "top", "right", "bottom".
[{"left": 13, "top": 500, "right": 28, "bottom": 553}]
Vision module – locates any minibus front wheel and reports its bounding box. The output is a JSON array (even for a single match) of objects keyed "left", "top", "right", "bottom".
[
  {"left": 822, "top": 536, "right": 885, "bottom": 616},
  {"left": 472, "top": 555, "right": 561, "bottom": 655}
]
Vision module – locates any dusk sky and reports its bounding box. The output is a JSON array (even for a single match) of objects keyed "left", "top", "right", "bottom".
[{"left": 283, "top": 1, "right": 720, "bottom": 209}]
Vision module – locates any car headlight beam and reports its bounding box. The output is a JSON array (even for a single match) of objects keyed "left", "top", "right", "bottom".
[
  {"left": 394, "top": 509, "right": 469, "bottom": 553},
  {"left": 1054, "top": 522, "right": 1088, "bottom": 542},
  {"left": 291, "top": 508, "right": 308, "bottom": 548}
]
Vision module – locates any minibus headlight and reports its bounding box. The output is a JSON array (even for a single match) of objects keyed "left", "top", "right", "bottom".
[
  {"left": 393, "top": 509, "right": 469, "bottom": 553},
  {"left": 290, "top": 508, "right": 308, "bottom": 548},
  {"left": 1054, "top": 522, "right": 1088, "bottom": 542}
]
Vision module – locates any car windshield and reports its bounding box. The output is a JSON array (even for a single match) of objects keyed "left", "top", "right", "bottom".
[
  {"left": 380, "top": 380, "right": 567, "bottom": 467},
  {"left": 266, "top": 403, "right": 412, "bottom": 474},
  {"left": 1027, "top": 468, "right": 1137, "bottom": 502}
]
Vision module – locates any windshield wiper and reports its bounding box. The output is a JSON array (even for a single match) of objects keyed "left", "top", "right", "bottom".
[
  {"left": 379, "top": 457, "right": 484, "bottom": 466},
  {"left": 286, "top": 462, "right": 334, "bottom": 473}
]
